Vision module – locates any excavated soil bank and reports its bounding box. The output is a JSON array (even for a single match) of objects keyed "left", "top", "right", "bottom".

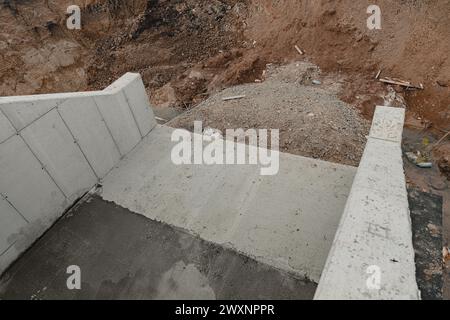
[{"left": 1, "top": 1, "right": 448, "bottom": 125}]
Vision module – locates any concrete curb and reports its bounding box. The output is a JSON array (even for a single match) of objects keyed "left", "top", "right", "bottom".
[
  {"left": 314, "top": 106, "right": 420, "bottom": 300},
  {"left": 0, "top": 73, "right": 156, "bottom": 274}
]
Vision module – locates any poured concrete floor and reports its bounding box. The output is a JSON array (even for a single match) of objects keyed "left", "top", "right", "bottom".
[
  {"left": 0, "top": 124, "right": 359, "bottom": 299},
  {"left": 100, "top": 125, "right": 357, "bottom": 282},
  {"left": 0, "top": 196, "right": 316, "bottom": 300}
]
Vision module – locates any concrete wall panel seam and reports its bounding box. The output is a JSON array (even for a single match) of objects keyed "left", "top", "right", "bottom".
[
  {"left": 122, "top": 90, "right": 144, "bottom": 138},
  {"left": 1, "top": 103, "right": 56, "bottom": 132},
  {"left": 91, "top": 97, "right": 123, "bottom": 158},
  {"left": 18, "top": 134, "right": 69, "bottom": 199},
  {"left": 55, "top": 107, "right": 99, "bottom": 180},
  {"left": 0, "top": 107, "right": 17, "bottom": 144},
  {"left": 0, "top": 242, "right": 16, "bottom": 257},
  {"left": 0, "top": 193, "right": 29, "bottom": 223}
]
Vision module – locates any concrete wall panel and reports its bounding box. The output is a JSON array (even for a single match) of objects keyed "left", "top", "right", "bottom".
[
  {"left": 58, "top": 96, "right": 121, "bottom": 178},
  {"left": 0, "top": 72, "right": 156, "bottom": 275},
  {"left": 0, "top": 198, "right": 27, "bottom": 256},
  {"left": 0, "top": 97, "right": 64, "bottom": 131},
  {"left": 94, "top": 91, "right": 141, "bottom": 156},
  {"left": 121, "top": 74, "right": 157, "bottom": 137},
  {"left": 0, "top": 111, "right": 15, "bottom": 143},
  {"left": 0, "top": 135, "right": 67, "bottom": 223},
  {"left": 21, "top": 109, "right": 97, "bottom": 201}
]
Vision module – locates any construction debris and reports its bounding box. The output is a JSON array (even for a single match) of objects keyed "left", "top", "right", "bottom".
[
  {"left": 375, "top": 70, "right": 382, "bottom": 79},
  {"left": 379, "top": 77, "right": 424, "bottom": 90},
  {"left": 155, "top": 116, "right": 167, "bottom": 122},
  {"left": 222, "top": 95, "right": 246, "bottom": 101},
  {"left": 294, "top": 45, "right": 304, "bottom": 55},
  {"left": 405, "top": 151, "right": 433, "bottom": 168}
]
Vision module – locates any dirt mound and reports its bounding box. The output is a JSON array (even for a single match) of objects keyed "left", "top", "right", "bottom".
[
  {"left": 169, "top": 62, "right": 371, "bottom": 166},
  {"left": 0, "top": 0, "right": 448, "bottom": 169}
]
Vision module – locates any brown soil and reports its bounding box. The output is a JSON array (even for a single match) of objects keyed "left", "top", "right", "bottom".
[
  {"left": 1, "top": 0, "right": 448, "bottom": 164},
  {"left": 2, "top": 1, "right": 448, "bottom": 121}
]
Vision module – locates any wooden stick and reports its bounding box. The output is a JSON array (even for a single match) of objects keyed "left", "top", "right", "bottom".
[
  {"left": 433, "top": 131, "right": 450, "bottom": 149},
  {"left": 222, "top": 95, "right": 246, "bottom": 101},
  {"left": 294, "top": 45, "right": 304, "bottom": 55},
  {"left": 379, "top": 77, "right": 423, "bottom": 89},
  {"left": 375, "top": 70, "right": 382, "bottom": 79}
]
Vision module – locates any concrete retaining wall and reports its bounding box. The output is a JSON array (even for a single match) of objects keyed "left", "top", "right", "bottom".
[
  {"left": 314, "top": 106, "right": 420, "bottom": 300},
  {"left": 0, "top": 73, "right": 156, "bottom": 274}
]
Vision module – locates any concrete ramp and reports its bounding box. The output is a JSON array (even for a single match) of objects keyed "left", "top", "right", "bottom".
[{"left": 99, "top": 125, "right": 356, "bottom": 282}]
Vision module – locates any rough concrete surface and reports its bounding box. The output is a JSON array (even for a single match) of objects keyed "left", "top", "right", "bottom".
[
  {"left": 315, "top": 107, "right": 420, "bottom": 300},
  {"left": 0, "top": 73, "right": 156, "bottom": 275},
  {"left": 0, "top": 196, "right": 316, "bottom": 300},
  {"left": 100, "top": 125, "right": 357, "bottom": 282}
]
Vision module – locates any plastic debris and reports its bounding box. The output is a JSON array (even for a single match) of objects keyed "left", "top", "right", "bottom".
[{"left": 405, "top": 151, "right": 433, "bottom": 168}]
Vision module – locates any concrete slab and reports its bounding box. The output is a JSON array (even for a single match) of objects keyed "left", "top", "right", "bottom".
[
  {"left": 0, "top": 196, "right": 317, "bottom": 300},
  {"left": 0, "top": 135, "right": 67, "bottom": 223},
  {"left": 369, "top": 105, "right": 405, "bottom": 143},
  {"left": 100, "top": 125, "right": 357, "bottom": 282},
  {"left": 0, "top": 198, "right": 28, "bottom": 275},
  {"left": 93, "top": 91, "right": 141, "bottom": 156},
  {"left": 0, "top": 135, "right": 68, "bottom": 267},
  {"left": 0, "top": 111, "right": 15, "bottom": 144},
  {"left": 58, "top": 96, "right": 121, "bottom": 178},
  {"left": 21, "top": 109, "right": 97, "bottom": 200},
  {"left": 0, "top": 198, "right": 27, "bottom": 255}
]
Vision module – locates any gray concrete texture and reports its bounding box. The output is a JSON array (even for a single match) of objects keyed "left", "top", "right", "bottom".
[
  {"left": 99, "top": 125, "right": 357, "bottom": 283},
  {"left": 315, "top": 106, "right": 420, "bottom": 300},
  {"left": 0, "top": 73, "right": 156, "bottom": 274},
  {"left": 0, "top": 196, "right": 316, "bottom": 300},
  {"left": 0, "top": 71, "right": 418, "bottom": 300}
]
